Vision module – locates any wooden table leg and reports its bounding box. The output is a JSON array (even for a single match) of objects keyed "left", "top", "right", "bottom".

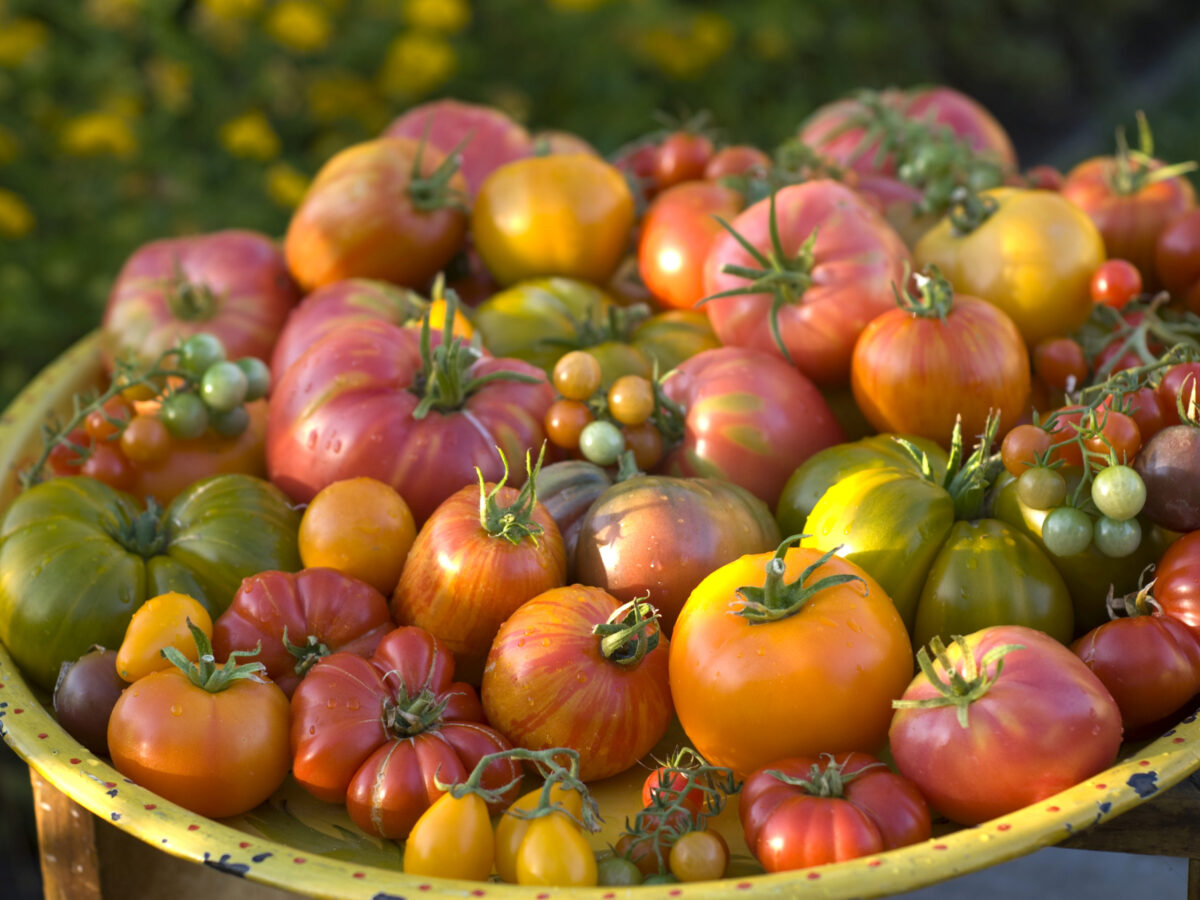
[
  {"left": 30, "top": 769, "right": 102, "bottom": 900},
  {"left": 1189, "top": 858, "right": 1200, "bottom": 900}
]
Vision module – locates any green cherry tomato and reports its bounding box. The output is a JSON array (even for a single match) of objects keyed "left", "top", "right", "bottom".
[
  {"left": 207, "top": 405, "right": 251, "bottom": 438},
  {"left": 1016, "top": 466, "right": 1067, "bottom": 511},
  {"left": 1090, "top": 464, "right": 1147, "bottom": 521},
  {"left": 178, "top": 333, "right": 226, "bottom": 378},
  {"left": 200, "top": 360, "right": 249, "bottom": 413},
  {"left": 596, "top": 854, "right": 643, "bottom": 886},
  {"left": 236, "top": 357, "right": 271, "bottom": 402},
  {"left": 578, "top": 419, "right": 626, "bottom": 467},
  {"left": 1041, "top": 506, "right": 1094, "bottom": 557},
  {"left": 1092, "top": 515, "right": 1143, "bottom": 558},
  {"left": 159, "top": 392, "right": 210, "bottom": 440}
]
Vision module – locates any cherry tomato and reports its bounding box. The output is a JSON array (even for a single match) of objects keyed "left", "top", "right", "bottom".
[
  {"left": 578, "top": 419, "right": 626, "bottom": 466},
  {"left": 200, "top": 360, "right": 249, "bottom": 413},
  {"left": 1091, "top": 464, "right": 1147, "bottom": 521},
  {"left": 1016, "top": 466, "right": 1067, "bottom": 510},
  {"left": 607, "top": 375, "right": 655, "bottom": 426},
  {"left": 1082, "top": 408, "right": 1142, "bottom": 467},
  {"left": 1090, "top": 258, "right": 1143, "bottom": 309},
  {"left": 668, "top": 828, "right": 728, "bottom": 882},
  {"left": 653, "top": 131, "right": 716, "bottom": 190},
  {"left": 1092, "top": 516, "right": 1143, "bottom": 558},
  {"left": 1032, "top": 337, "right": 1087, "bottom": 392},
  {"left": 177, "top": 333, "right": 227, "bottom": 379},
  {"left": 621, "top": 421, "right": 665, "bottom": 471},
  {"left": 1000, "top": 423, "right": 1052, "bottom": 476},
  {"left": 703, "top": 144, "right": 771, "bottom": 180},
  {"left": 159, "top": 391, "right": 209, "bottom": 440},
  {"left": 84, "top": 396, "right": 133, "bottom": 443},
  {"left": 641, "top": 769, "right": 706, "bottom": 819},
  {"left": 544, "top": 399, "right": 594, "bottom": 450},
  {"left": 236, "top": 356, "right": 271, "bottom": 402},
  {"left": 1041, "top": 506, "right": 1094, "bottom": 557},
  {"left": 119, "top": 414, "right": 172, "bottom": 466},
  {"left": 78, "top": 442, "right": 136, "bottom": 491},
  {"left": 553, "top": 350, "right": 603, "bottom": 400},
  {"left": 298, "top": 476, "right": 417, "bottom": 596}
]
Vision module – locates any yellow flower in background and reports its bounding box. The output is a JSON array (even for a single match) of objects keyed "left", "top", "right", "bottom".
[
  {"left": 0, "top": 126, "right": 20, "bottom": 165},
  {"left": 306, "top": 72, "right": 386, "bottom": 128},
  {"left": 404, "top": 0, "right": 470, "bottom": 34},
  {"left": 0, "top": 188, "right": 35, "bottom": 238},
  {"left": 266, "top": 161, "right": 310, "bottom": 208},
  {"left": 266, "top": 0, "right": 333, "bottom": 54},
  {"left": 60, "top": 112, "right": 138, "bottom": 159},
  {"left": 220, "top": 110, "right": 282, "bottom": 160},
  {"left": 101, "top": 92, "right": 144, "bottom": 120},
  {"left": 691, "top": 11, "right": 733, "bottom": 58},
  {"left": 0, "top": 18, "right": 49, "bottom": 67},
  {"left": 546, "top": 0, "right": 609, "bottom": 11},
  {"left": 378, "top": 31, "right": 456, "bottom": 99},
  {"left": 84, "top": 0, "right": 143, "bottom": 29},
  {"left": 146, "top": 57, "right": 193, "bottom": 113},
  {"left": 635, "top": 12, "right": 734, "bottom": 80},
  {"left": 198, "top": 0, "right": 265, "bottom": 20},
  {"left": 750, "top": 25, "right": 790, "bottom": 61}
]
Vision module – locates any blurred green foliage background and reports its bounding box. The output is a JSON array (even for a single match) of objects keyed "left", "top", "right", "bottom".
[{"left": 1, "top": 0, "right": 1199, "bottom": 407}]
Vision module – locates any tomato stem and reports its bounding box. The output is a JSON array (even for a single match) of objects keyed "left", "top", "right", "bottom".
[
  {"left": 383, "top": 685, "right": 450, "bottom": 737},
  {"left": 477, "top": 443, "right": 547, "bottom": 545},
  {"left": 763, "top": 753, "right": 885, "bottom": 798},
  {"left": 946, "top": 185, "right": 998, "bottom": 235},
  {"left": 165, "top": 261, "right": 219, "bottom": 322},
  {"left": 735, "top": 534, "right": 865, "bottom": 624},
  {"left": 1107, "top": 112, "right": 1198, "bottom": 197},
  {"left": 892, "top": 634, "right": 1025, "bottom": 728},
  {"left": 161, "top": 619, "right": 268, "bottom": 693},
  {"left": 282, "top": 626, "right": 332, "bottom": 678},
  {"left": 593, "top": 597, "right": 662, "bottom": 666},
  {"left": 892, "top": 264, "right": 954, "bottom": 322}
]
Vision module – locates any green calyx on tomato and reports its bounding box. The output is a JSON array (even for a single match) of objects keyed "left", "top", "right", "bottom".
[
  {"left": 407, "top": 133, "right": 469, "bottom": 213},
  {"left": 477, "top": 444, "right": 547, "bottom": 545},
  {"left": 945, "top": 185, "right": 999, "bottom": 235},
  {"left": 703, "top": 191, "right": 817, "bottom": 365},
  {"left": 1106, "top": 112, "right": 1197, "bottom": 197},
  {"left": 763, "top": 753, "right": 884, "bottom": 799},
  {"left": 893, "top": 264, "right": 955, "bottom": 321},
  {"left": 166, "top": 263, "right": 220, "bottom": 323},
  {"left": 382, "top": 684, "right": 452, "bottom": 738},
  {"left": 281, "top": 626, "right": 333, "bottom": 679},
  {"left": 892, "top": 634, "right": 1024, "bottom": 728},
  {"left": 592, "top": 597, "right": 662, "bottom": 667},
  {"left": 161, "top": 619, "right": 266, "bottom": 692},
  {"left": 411, "top": 296, "right": 542, "bottom": 419},
  {"left": 735, "top": 535, "right": 865, "bottom": 624}
]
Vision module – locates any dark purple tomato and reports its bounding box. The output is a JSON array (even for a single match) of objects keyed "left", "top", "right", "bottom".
[{"left": 53, "top": 647, "right": 126, "bottom": 757}]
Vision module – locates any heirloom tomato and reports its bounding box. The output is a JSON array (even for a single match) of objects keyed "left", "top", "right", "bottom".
[
  {"left": 1158, "top": 362, "right": 1200, "bottom": 428},
  {"left": 637, "top": 179, "right": 746, "bottom": 311},
  {"left": 1156, "top": 208, "right": 1200, "bottom": 312},
  {"left": 494, "top": 781, "right": 584, "bottom": 884},
  {"left": 669, "top": 538, "right": 912, "bottom": 778},
  {"left": 776, "top": 433, "right": 949, "bottom": 535},
  {"left": 850, "top": 267, "right": 1030, "bottom": 447},
  {"left": 702, "top": 179, "right": 911, "bottom": 385},
  {"left": 658, "top": 346, "right": 844, "bottom": 508},
  {"left": 532, "top": 458, "right": 614, "bottom": 568},
  {"left": 1155, "top": 531, "right": 1200, "bottom": 632},
  {"left": 212, "top": 567, "right": 394, "bottom": 697},
  {"left": 115, "top": 590, "right": 213, "bottom": 683},
  {"left": 914, "top": 187, "right": 1106, "bottom": 347},
  {"left": 1060, "top": 115, "right": 1196, "bottom": 290},
  {"left": 472, "top": 153, "right": 635, "bottom": 287},
  {"left": 472, "top": 277, "right": 717, "bottom": 387},
  {"left": 1135, "top": 421, "right": 1200, "bottom": 532},
  {"left": 290, "top": 626, "right": 521, "bottom": 840},
  {"left": 652, "top": 129, "right": 716, "bottom": 190},
  {"left": 403, "top": 789, "right": 495, "bottom": 881},
  {"left": 573, "top": 472, "right": 780, "bottom": 633},
  {"left": 481, "top": 587, "right": 673, "bottom": 782},
  {"left": 101, "top": 229, "right": 300, "bottom": 372},
  {"left": 391, "top": 450, "right": 567, "bottom": 681},
  {"left": 382, "top": 97, "right": 534, "bottom": 198},
  {"left": 0, "top": 473, "right": 301, "bottom": 691},
  {"left": 53, "top": 647, "right": 125, "bottom": 757},
  {"left": 266, "top": 316, "right": 554, "bottom": 524},
  {"left": 1071, "top": 584, "right": 1200, "bottom": 734},
  {"left": 802, "top": 422, "right": 1072, "bottom": 640},
  {"left": 889, "top": 626, "right": 1123, "bottom": 825},
  {"left": 739, "top": 752, "right": 931, "bottom": 872},
  {"left": 107, "top": 624, "right": 291, "bottom": 819},
  {"left": 283, "top": 136, "right": 468, "bottom": 292}
]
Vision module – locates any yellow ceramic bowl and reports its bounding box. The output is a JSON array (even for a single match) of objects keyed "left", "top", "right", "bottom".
[{"left": 2, "top": 331, "right": 1199, "bottom": 899}]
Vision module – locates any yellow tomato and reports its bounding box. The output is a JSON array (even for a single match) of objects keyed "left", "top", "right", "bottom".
[
  {"left": 914, "top": 187, "right": 1106, "bottom": 346},
  {"left": 116, "top": 591, "right": 214, "bottom": 683},
  {"left": 471, "top": 153, "right": 635, "bottom": 287}
]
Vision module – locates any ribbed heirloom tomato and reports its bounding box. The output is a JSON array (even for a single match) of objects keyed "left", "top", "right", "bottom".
[{"left": 669, "top": 537, "right": 912, "bottom": 778}]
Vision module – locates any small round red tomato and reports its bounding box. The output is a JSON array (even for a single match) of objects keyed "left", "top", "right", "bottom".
[
  {"left": 285, "top": 137, "right": 468, "bottom": 293},
  {"left": 84, "top": 395, "right": 133, "bottom": 442},
  {"left": 739, "top": 752, "right": 931, "bottom": 873},
  {"left": 1156, "top": 208, "right": 1200, "bottom": 312},
  {"left": 638, "top": 180, "right": 745, "bottom": 311},
  {"left": 704, "top": 145, "right": 771, "bottom": 180},
  {"left": 1033, "top": 337, "right": 1088, "bottom": 393},
  {"left": 1000, "top": 423, "right": 1053, "bottom": 477},
  {"left": 1154, "top": 531, "right": 1200, "bottom": 633},
  {"left": 1090, "top": 259, "right": 1143, "bottom": 309},
  {"left": 889, "top": 626, "right": 1123, "bottom": 826},
  {"left": 1082, "top": 408, "right": 1142, "bottom": 467},
  {"left": 669, "top": 539, "right": 912, "bottom": 778},
  {"left": 481, "top": 587, "right": 673, "bottom": 782},
  {"left": 472, "top": 153, "right": 635, "bottom": 287},
  {"left": 78, "top": 442, "right": 135, "bottom": 491},
  {"left": 641, "top": 769, "right": 706, "bottom": 819},
  {"left": 653, "top": 130, "right": 715, "bottom": 190},
  {"left": 543, "top": 399, "right": 593, "bottom": 450},
  {"left": 1110, "top": 386, "right": 1168, "bottom": 443},
  {"left": 119, "top": 414, "right": 171, "bottom": 466}
]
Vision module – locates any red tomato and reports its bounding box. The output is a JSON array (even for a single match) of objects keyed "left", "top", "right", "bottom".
[
  {"left": 1154, "top": 531, "right": 1200, "bottom": 633},
  {"left": 391, "top": 474, "right": 568, "bottom": 681},
  {"left": 669, "top": 542, "right": 912, "bottom": 778},
  {"left": 79, "top": 441, "right": 136, "bottom": 492},
  {"left": 641, "top": 768, "right": 706, "bottom": 819},
  {"left": 703, "top": 145, "right": 771, "bottom": 180},
  {"left": 1082, "top": 408, "right": 1142, "bottom": 467},
  {"left": 850, "top": 284, "right": 1030, "bottom": 448},
  {"left": 284, "top": 137, "right": 468, "bottom": 292},
  {"left": 657, "top": 346, "right": 845, "bottom": 508},
  {"left": 1032, "top": 337, "right": 1088, "bottom": 393},
  {"left": 1108, "top": 386, "right": 1168, "bottom": 443},
  {"left": 381, "top": 98, "right": 534, "bottom": 199},
  {"left": 211, "top": 568, "right": 394, "bottom": 697},
  {"left": 1062, "top": 152, "right": 1196, "bottom": 292},
  {"left": 480, "top": 586, "right": 673, "bottom": 783},
  {"left": 889, "top": 626, "right": 1123, "bottom": 825},
  {"left": 1158, "top": 362, "right": 1200, "bottom": 427},
  {"left": 290, "top": 626, "right": 521, "bottom": 840},
  {"left": 702, "top": 179, "right": 911, "bottom": 385},
  {"left": 637, "top": 180, "right": 745, "bottom": 311},
  {"left": 739, "top": 752, "right": 931, "bottom": 872},
  {"left": 265, "top": 318, "right": 554, "bottom": 524},
  {"left": 101, "top": 229, "right": 300, "bottom": 371},
  {"left": 1072, "top": 605, "right": 1200, "bottom": 734},
  {"left": 1090, "top": 259, "right": 1144, "bottom": 309},
  {"left": 1156, "top": 208, "right": 1200, "bottom": 313},
  {"left": 652, "top": 131, "right": 715, "bottom": 190}
]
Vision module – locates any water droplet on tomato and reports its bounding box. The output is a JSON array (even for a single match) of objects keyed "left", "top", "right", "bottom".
[
  {"left": 169, "top": 704, "right": 183, "bottom": 717},
  {"left": 327, "top": 698, "right": 338, "bottom": 709},
  {"left": 346, "top": 698, "right": 360, "bottom": 711}
]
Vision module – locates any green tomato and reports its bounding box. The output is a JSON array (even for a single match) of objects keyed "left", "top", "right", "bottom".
[
  {"left": 579, "top": 420, "right": 625, "bottom": 467},
  {"left": 1016, "top": 465, "right": 1067, "bottom": 511},
  {"left": 160, "top": 391, "right": 209, "bottom": 440},
  {"left": 1090, "top": 464, "right": 1146, "bottom": 521},
  {"left": 208, "top": 404, "right": 251, "bottom": 438},
  {"left": 177, "top": 332, "right": 226, "bottom": 378},
  {"left": 236, "top": 357, "right": 271, "bottom": 402},
  {"left": 596, "top": 855, "right": 643, "bottom": 886},
  {"left": 201, "top": 360, "right": 249, "bottom": 413},
  {"left": 1092, "top": 515, "right": 1143, "bottom": 558},
  {"left": 1041, "top": 506, "right": 1093, "bottom": 558}
]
